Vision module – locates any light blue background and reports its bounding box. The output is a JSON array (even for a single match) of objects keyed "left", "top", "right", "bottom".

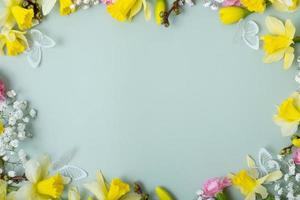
[{"left": 1, "top": 3, "right": 300, "bottom": 199}]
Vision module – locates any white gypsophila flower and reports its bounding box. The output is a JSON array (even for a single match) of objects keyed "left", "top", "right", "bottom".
[
  {"left": 278, "top": 188, "right": 283, "bottom": 195},
  {"left": 7, "top": 170, "right": 16, "bottom": 177},
  {"left": 0, "top": 88, "right": 36, "bottom": 179},
  {"left": 295, "top": 174, "right": 300, "bottom": 182},
  {"left": 202, "top": 0, "right": 224, "bottom": 10}
]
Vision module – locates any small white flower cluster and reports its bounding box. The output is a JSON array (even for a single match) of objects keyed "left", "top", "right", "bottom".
[
  {"left": 273, "top": 157, "right": 300, "bottom": 200},
  {"left": 202, "top": 0, "right": 224, "bottom": 10},
  {"left": 73, "top": 0, "right": 100, "bottom": 10},
  {"left": 0, "top": 89, "right": 37, "bottom": 166}
]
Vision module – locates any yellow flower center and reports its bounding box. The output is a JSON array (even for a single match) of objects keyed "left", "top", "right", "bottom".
[
  {"left": 262, "top": 35, "right": 293, "bottom": 54},
  {"left": 36, "top": 174, "right": 64, "bottom": 199},
  {"left": 11, "top": 6, "right": 34, "bottom": 30},
  {"left": 278, "top": 97, "right": 300, "bottom": 122},
  {"left": 5, "top": 39, "right": 26, "bottom": 56},
  {"left": 231, "top": 170, "right": 258, "bottom": 196},
  {"left": 107, "top": 178, "right": 130, "bottom": 200}
]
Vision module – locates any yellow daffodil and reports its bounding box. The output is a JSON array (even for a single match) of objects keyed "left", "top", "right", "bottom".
[
  {"left": 241, "top": 0, "right": 266, "bottom": 13},
  {"left": 0, "top": 27, "right": 28, "bottom": 56},
  {"left": 14, "top": 155, "right": 69, "bottom": 200},
  {"left": 59, "top": 0, "right": 76, "bottom": 16},
  {"left": 270, "top": 0, "right": 299, "bottom": 12},
  {"left": 261, "top": 16, "right": 296, "bottom": 69},
  {"left": 274, "top": 92, "right": 300, "bottom": 136},
  {"left": 229, "top": 156, "right": 282, "bottom": 200},
  {"left": 84, "top": 171, "right": 141, "bottom": 200},
  {"left": 107, "top": 0, "right": 151, "bottom": 22},
  {"left": 0, "top": 0, "right": 34, "bottom": 30},
  {"left": 68, "top": 187, "right": 81, "bottom": 200},
  {"left": 219, "top": 7, "right": 250, "bottom": 25}
]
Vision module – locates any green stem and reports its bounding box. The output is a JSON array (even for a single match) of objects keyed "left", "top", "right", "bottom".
[
  {"left": 215, "top": 192, "right": 227, "bottom": 200},
  {"left": 293, "top": 36, "right": 300, "bottom": 43}
]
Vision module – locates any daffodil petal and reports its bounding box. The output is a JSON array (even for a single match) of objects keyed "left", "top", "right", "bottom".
[
  {"left": 255, "top": 185, "right": 268, "bottom": 199},
  {"left": 24, "top": 159, "right": 42, "bottom": 183},
  {"left": 84, "top": 181, "right": 105, "bottom": 200},
  {"left": 142, "top": 0, "right": 151, "bottom": 21},
  {"left": 7, "top": 191, "right": 17, "bottom": 200},
  {"left": 283, "top": 46, "right": 294, "bottom": 69},
  {"left": 245, "top": 193, "right": 255, "bottom": 200},
  {"left": 37, "top": 155, "right": 51, "bottom": 180},
  {"left": 274, "top": 117, "right": 299, "bottom": 136},
  {"left": 96, "top": 171, "right": 108, "bottom": 196},
  {"left": 246, "top": 155, "right": 256, "bottom": 168},
  {"left": 264, "top": 170, "right": 283, "bottom": 183},
  {"left": 265, "top": 16, "right": 285, "bottom": 35},
  {"left": 263, "top": 49, "right": 285, "bottom": 63},
  {"left": 15, "top": 183, "right": 35, "bottom": 200},
  {"left": 128, "top": 0, "right": 143, "bottom": 21},
  {"left": 68, "top": 187, "right": 81, "bottom": 200},
  {"left": 247, "top": 168, "right": 259, "bottom": 180},
  {"left": 285, "top": 19, "right": 296, "bottom": 38}
]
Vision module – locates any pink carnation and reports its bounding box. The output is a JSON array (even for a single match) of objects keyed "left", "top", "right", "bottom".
[
  {"left": 293, "top": 148, "right": 300, "bottom": 165},
  {"left": 101, "top": 0, "right": 115, "bottom": 5},
  {"left": 222, "top": 0, "right": 241, "bottom": 6},
  {"left": 202, "top": 177, "right": 231, "bottom": 197},
  {"left": 0, "top": 81, "right": 5, "bottom": 102}
]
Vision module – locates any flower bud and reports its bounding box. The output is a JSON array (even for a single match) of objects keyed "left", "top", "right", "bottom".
[
  {"left": 219, "top": 6, "right": 250, "bottom": 25},
  {"left": 155, "top": 0, "right": 167, "bottom": 25}
]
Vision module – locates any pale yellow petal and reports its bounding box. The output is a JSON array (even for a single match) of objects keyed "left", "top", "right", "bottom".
[
  {"left": 84, "top": 181, "right": 105, "bottom": 200},
  {"left": 285, "top": 19, "right": 296, "bottom": 38},
  {"left": 7, "top": 191, "right": 17, "bottom": 200},
  {"left": 265, "top": 16, "right": 285, "bottom": 35},
  {"left": 142, "top": 0, "right": 151, "bottom": 21},
  {"left": 37, "top": 154, "right": 51, "bottom": 180},
  {"left": 245, "top": 193, "right": 256, "bottom": 200},
  {"left": 263, "top": 170, "right": 283, "bottom": 183},
  {"left": 247, "top": 155, "right": 256, "bottom": 168},
  {"left": 68, "top": 187, "right": 81, "bottom": 200},
  {"left": 96, "top": 171, "right": 108, "bottom": 196},
  {"left": 24, "top": 159, "right": 42, "bottom": 183},
  {"left": 15, "top": 183, "right": 35, "bottom": 200},
  {"left": 274, "top": 117, "right": 299, "bottom": 136},
  {"left": 255, "top": 185, "right": 268, "bottom": 199},
  {"left": 283, "top": 46, "right": 294, "bottom": 69},
  {"left": 263, "top": 50, "right": 285, "bottom": 63},
  {"left": 128, "top": 0, "right": 143, "bottom": 21},
  {"left": 248, "top": 168, "right": 259, "bottom": 179}
]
